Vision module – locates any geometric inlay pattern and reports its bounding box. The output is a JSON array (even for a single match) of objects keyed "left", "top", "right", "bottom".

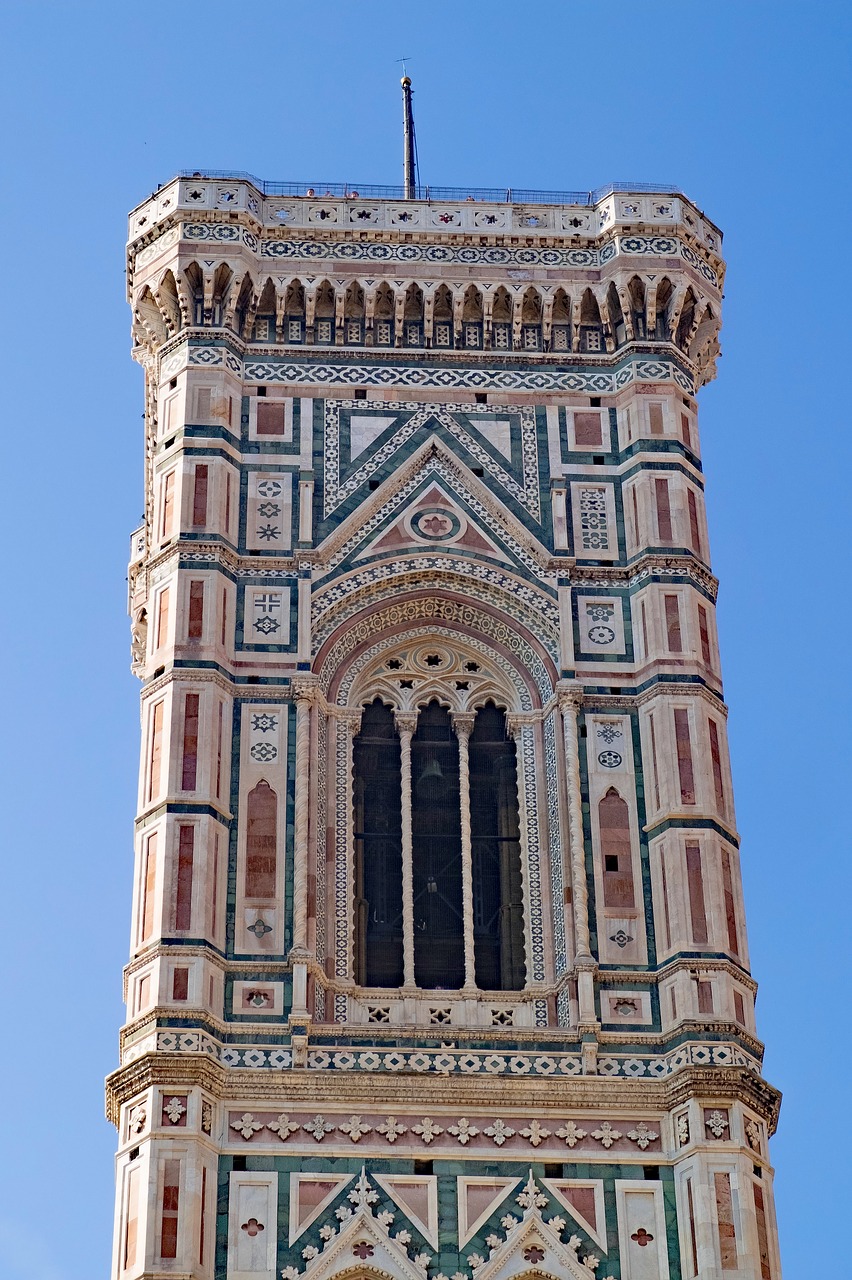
[{"left": 322, "top": 400, "right": 541, "bottom": 520}]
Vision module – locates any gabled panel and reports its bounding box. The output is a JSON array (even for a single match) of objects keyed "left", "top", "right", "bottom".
[
  {"left": 288, "top": 1173, "right": 353, "bottom": 1244},
  {"left": 542, "top": 1179, "right": 608, "bottom": 1251},
  {"left": 457, "top": 1177, "right": 522, "bottom": 1247},
  {"left": 373, "top": 1174, "right": 439, "bottom": 1249}
]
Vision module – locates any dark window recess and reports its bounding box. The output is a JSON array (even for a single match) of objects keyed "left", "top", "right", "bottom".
[
  {"left": 354, "top": 389, "right": 367, "bottom": 400},
  {"left": 232, "top": 1156, "right": 247, "bottom": 1172},
  {"left": 414, "top": 1160, "right": 433, "bottom": 1176},
  {"left": 351, "top": 699, "right": 526, "bottom": 994},
  {"left": 604, "top": 854, "right": 619, "bottom": 872},
  {"left": 643, "top": 1166, "right": 660, "bottom": 1180},
  {"left": 153, "top": 665, "right": 165, "bottom": 679},
  {"left": 369, "top": 478, "right": 382, "bottom": 491},
  {"left": 412, "top": 702, "right": 465, "bottom": 989},
  {"left": 590, "top": 396, "right": 602, "bottom": 407},
  {"left": 169, "top": 378, "right": 177, "bottom": 390},
  {"left": 544, "top": 1162, "right": 562, "bottom": 1179},
  {"left": 353, "top": 700, "right": 404, "bottom": 988},
  {"left": 753, "top": 1165, "right": 762, "bottom": 1179},
  {"left": 257, "top": 386, "right": 267, "bottom": 397},
  {"left": 469, "top": 703, "right": 526, "bottom": 990},
  {"left": 475, "top": 393, "right": 488, "bottom": 404},
  {"left": 593, "top": 455, "right": 605, "bottom": 465},
  {"left": 472, "top": 466, "right": 485, "bottom": 477},
  {"left": 580, "top": 725, "right": 587, "bottom": 738},
  {"left": 129, "top": 1147, "right": 140, "bottom": 1161},
  {"left": 163, "top": 437, "right": 175, "bottom": 450}
]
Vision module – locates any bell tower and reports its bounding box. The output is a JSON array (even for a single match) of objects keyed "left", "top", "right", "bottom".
[{"left": 110, "top": 166, "right": 782, "bottom": 1280}]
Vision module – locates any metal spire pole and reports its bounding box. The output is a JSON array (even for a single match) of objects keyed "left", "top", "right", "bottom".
[{"left": 401, "top": 74, "right": 416, "bottom": 199}]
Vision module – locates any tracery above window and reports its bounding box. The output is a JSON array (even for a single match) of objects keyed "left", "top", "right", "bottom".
[{"left": 347, "top": 641, "right": 515, "bottom": 717}]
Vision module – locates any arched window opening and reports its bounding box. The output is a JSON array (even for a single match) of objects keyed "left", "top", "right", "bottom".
[
  {"left": 374, "top": 282, "right": 395, "bottom": 347},
  {"left": 551, "top": 288, "right": 571, "bottom": 352},
  {"left": 403, "top": 283, "right": 424, "bottom": 346},
  {"left": 412, "top": 701, "right": 464, "bottom": 987},
  {"left": 245, "top": 780, "right": 277, "bottom": 899},
  {"left": 157, "top": 270, "right": 181, "bottom": 335},
  {"left": 184, "top": 262, "right": 203, "bottom": 326},
  {"left": 353, "top": 700, "right": 403, "bottom": 987},
  {"left": 253, "top": 278, "right": 276, "bottom": 342},
  {"left": 606, "top": 282, "right": 625, "bottom": 347},
  {"left": 233, "top": 273, "right": 253, "bottom": 337},
  {"left": 469, "top": 704, "right": 525, "bottom": 990},
  {"left": 579, "top": 289, "right": 603, "bottom": 353},
  {"left": 211, "top": 264, "right": 233, "bottom": 328},
  {"left": 462, "top": 286, "right": 483, "bottom": 349},
  {"left": 521, "top": 288, "right": 542, "bottom": 350},
  {"left": 628, "top": 276, "right": 646, "bottom": 338},
  {"left": 432, "top": 285, "right": 454, "bottom": 349},
  {"left": 676, "top": 288, "right": 698, "bottom": 350},
  {"left": 314, "top": 280, "right": 335, "bottom": 345},
  {"left": 655, "top": 278, "right": 673, "bottom": 340},
  {"left": 599, "top": 788, "right": 635, "bottom": 908},
  {"left": 284, "top": 279, "right": 306, "bottom": 343},
  {"left": 344, "top": 281, "right": 365, "bottom": 345},
  {"left": 491, "top": 286, "right": 512, "bottom": 351}
]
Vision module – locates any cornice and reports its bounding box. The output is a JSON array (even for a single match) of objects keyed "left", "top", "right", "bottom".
[
  {"left": 127, "top": 207, "right": 723, "bottom": 294},
  {"left": 105, "top": 1058, "right": 778, "bottom": 1132},
  {"left": 147, "top": 328, "right": 699, "bottom": 386}
]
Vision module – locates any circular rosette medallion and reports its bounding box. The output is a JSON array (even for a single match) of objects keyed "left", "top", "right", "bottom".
[
  {"left": 410, "top": 507, "right": 462, "bottom": 542},
  {"left": 598, "top": 750, "right": 623, "bottom": 768},
  {"left": 588, "top": 625, "right": 616, "bottom": 645}
]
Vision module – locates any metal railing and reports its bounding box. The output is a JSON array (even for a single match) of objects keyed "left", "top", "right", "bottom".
[{"left": 177, "top": 171, "right": 681, "bottom": 206}]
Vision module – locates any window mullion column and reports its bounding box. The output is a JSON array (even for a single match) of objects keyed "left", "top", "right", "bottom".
[
  {"left": 556, "top": 680, "right": 598, "bottom": 1029},
  {"left": 453, "top": 713, "right": 477, "bottom": 991},
  {"left": 394, "top": 712, "right": 418, "bottom": 989}
]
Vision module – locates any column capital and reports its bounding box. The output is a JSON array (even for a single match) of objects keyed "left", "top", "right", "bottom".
[
  {"left": 291, "top": 672, "right": 321, "bottom": 703},
  {"left": 394, "top": 710, "right": 419, "bottom": 736},
  {"left": 556, "top": 678, "right": 585, "bottom": 713},
  {"left": 451, "top": 712, "right": 476, "bottom": 739},
  {"left": 333, "top": 706, "right": 363, "bottom": 731},
  {"left": 505, "top": 712, "right": 536, "bottom": 740}
]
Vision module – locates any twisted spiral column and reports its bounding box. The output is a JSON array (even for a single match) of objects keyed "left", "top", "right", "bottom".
[
  {"left": 452, "top": 713, "right": 477, "bottom": 992},
  {"left": 557, "top": 680, "right": 597, "bottom": 1026},
  {"left": 394, "top": 712, "right": 418, "bottom": 990}
]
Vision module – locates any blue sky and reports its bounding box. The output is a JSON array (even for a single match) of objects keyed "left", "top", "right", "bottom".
[{"left": 1, "top": 2, "right": 849, "bottom": 1276}]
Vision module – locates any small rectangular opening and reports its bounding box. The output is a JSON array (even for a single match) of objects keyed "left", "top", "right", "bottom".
[
  {"left": 593, "top": 455, "right": 605, "bottom": 465},
  {"left": 590, "top": 396, "right": 602, "bottom": 407},
  {"left": 472, "top": 466, "right": 484, "bottom": 477},
  {"left": 169, "top": 378, "right": 177, "bottom": 389},
  {"left": 354, "top": 388, "right": 367, "bottom": 400},
  {"left": 232, "top": 1156, "right": 247, "bottom": 1171},
  {"left": 368, "top": 478, "right": 382, "bottom": 490},
  {"left": 414, "top": 1160, "right": 433, "bottom": 1176},
  {"left": 257, "top": 386, "right": 267, "bottom": 397},
  {"left": 543, "top": 1162, "right": 562, "bottom": 1178},
  {"left": 643, "top": 1165, "right": 660, "bottom": 1180},
  {"left": 475, "top": 392, "right": 487, "bottom": 404},
  {"left": 605, "top": 855, "right": 619, "bottom": 872}
]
